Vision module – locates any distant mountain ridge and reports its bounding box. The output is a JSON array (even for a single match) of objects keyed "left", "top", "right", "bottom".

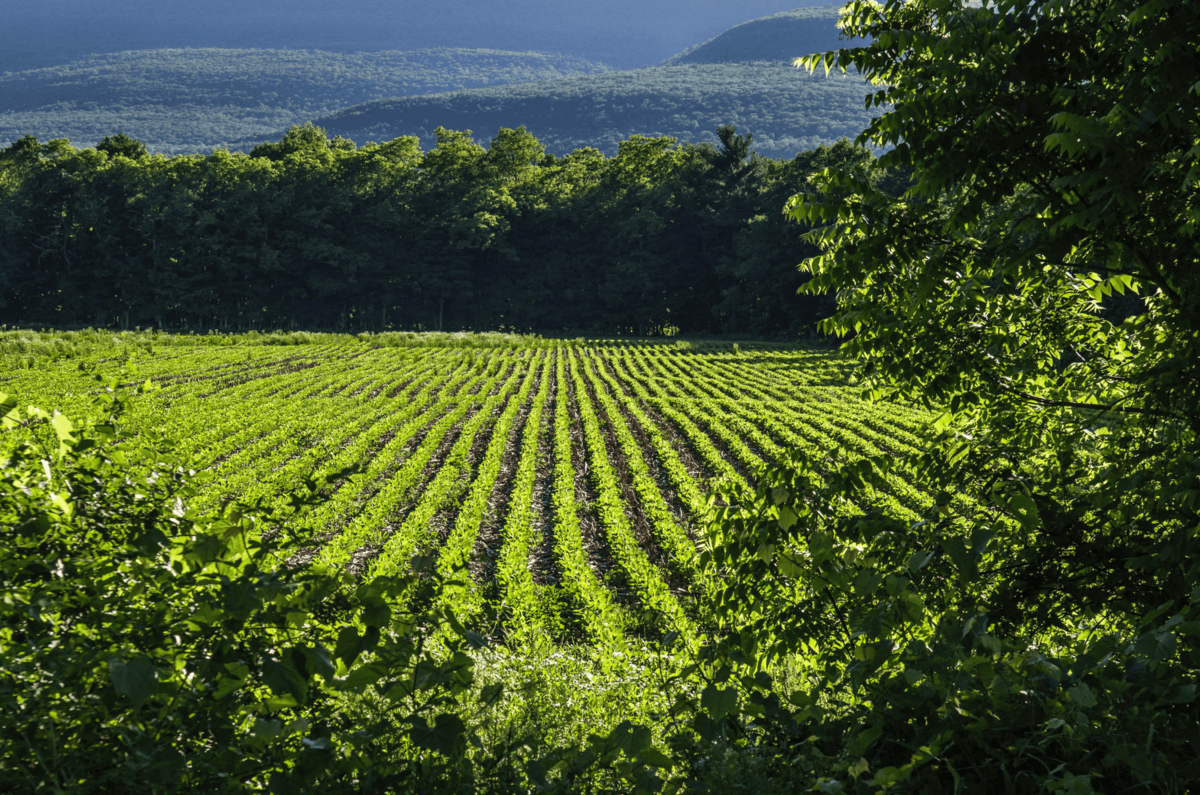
[
  {"left": 0, "top": 48, "right": 612, "bottom": 153},
  {"left": 253, "top": 62, "right": 874, "bottom": 159},
  {"left": 663, "top": 6, "right": 860, "bottom": 65},
  {"left": 239, "top": 7, "right": 878, "bottom": 159},
  {"left": 0, "top": 0, "right": 824, "bottom": 74},
  {"left": 0, "top": 6, "right": 880, "bottom": 158}
]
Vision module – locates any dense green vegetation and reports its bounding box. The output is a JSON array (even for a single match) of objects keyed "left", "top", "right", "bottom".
[
  {"left": 2, "top": 0, "right": 1199, "bottom": 792},
  {"left": 0, "top": 49, "right": 612, "bottom": 154},
  {"left": 0, "top": 125, "right": 873, "bottom": 337},
  {"left": 274, "top": 62, "right": 874, "bottom": 158},
  {"left": 662, "top": 6, "right": 851, "bottom": 65}
]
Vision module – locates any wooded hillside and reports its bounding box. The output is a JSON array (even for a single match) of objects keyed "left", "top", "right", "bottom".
[
  {"left": 0, "top": 49, "right": 611, "bottom": 154},
  {"left": 662, "top": 6, "right": 854, "bottom": 65},
  {"left": 270, "top": 63, "right": 875, "bottom": 158}
]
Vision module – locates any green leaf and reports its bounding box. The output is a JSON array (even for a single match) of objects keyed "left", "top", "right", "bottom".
[
  {"left": 336, "top": 663, "right": 388, "bottom": 691},
  {"left": 334, "top": 626, "right": 363, "bottom": 666},
  {"left": 303, "top": 645, "right": 336, "bottom": 680},
  {"left": 108, "top": 656, "right": 158, "bottom": 711},
  {"left": 1005, "top": 493, "right": 1040, "bottom": 530},
  {"left": 479, "top": 682, "right": 504, "bottom": 707},
  {"left": 611, "top": 721, "right": 653, "bottom": 755},
  {"left": 262, "top": 659, "right": 308, "bottom": 705},
  {"left": 788, "top": 690, "right": 814, "bottom": 708},
  {"left": 251, "top": 718, "right": 284, "bottom": 743},
  {"left": 409, "top": 714, "right": 466, "bottom": 755},
  {"left": 906, "top": 550, "right": 934, "bottom": 574},
  {"left": 638, "top": 747, "right": 675, "bottom": 769},
  {"left": 50, "top": 412, "right": 75, "bottom": 442},
  {"left": 700, "top": 684, "right": 737, "bottom": 720},
  {"left": 777, "top": 504, "right": 798, "bottom": 530},
  {"left": 848, "top": 725, "right": 883, "bottom": 757},
  {"left": 1167, "top": 683, "right": 1197, "bottom": 703},
  {"left": 1133, "top": 629, "right": 1177, "bottom": 662},
  {"left": 778, "top": 553, "right": 804, "bottom": 579},
  {"left": 852, "top": 569, "right": 883, "bottom": 594},
  {"left": 0, "top": 393, "right": 18, "bottom": 427},
  {"left": 361, "top": 595, "right": 391, "bottom": 628},
  {"left": 1067, "top": 683, "right": 1098, "bottom": 708}
]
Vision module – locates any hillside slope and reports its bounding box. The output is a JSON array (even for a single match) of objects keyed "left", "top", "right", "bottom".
[
  {"left": 0, "top": 0, "right": 824, "bottom": 74},
  {"left": 663, "top": 6, "right": 859, "bottom": 65},
  {"left": 0, "top": 48, "right": 611, "bottom": 153},
  {"left": 266, "top": 62, "right": 875, "bottom": 159}
]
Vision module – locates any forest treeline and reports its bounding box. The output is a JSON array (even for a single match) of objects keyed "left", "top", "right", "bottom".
[{"left": 0, "top": 124, "right": 879, "bottom": 337}]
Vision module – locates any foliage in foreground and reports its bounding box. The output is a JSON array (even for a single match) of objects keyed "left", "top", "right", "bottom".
[
  {"left": 739, "top": 0, "right": 1200, "bottom": 789},
  {"left": 0, "top": 378, "right": 759, "bottom": 794},
  {"left": 0, "top": 381, "right": 525, "bottom": 793}
]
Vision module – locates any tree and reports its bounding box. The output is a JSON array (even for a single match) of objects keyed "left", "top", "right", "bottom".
[
  {"left": 789, "top": 0, "right": 1200, "bottom": 630},
  {"left": 687, "top": 2, "right": 1200, "bottom": 789},
  {"left": 95, "top": 133, "right": 148, "bottom": 161}
]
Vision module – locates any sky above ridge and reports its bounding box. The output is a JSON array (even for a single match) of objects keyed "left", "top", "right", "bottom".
[{"left": 1, "top": 0, "right": 831, "bottom": 74}]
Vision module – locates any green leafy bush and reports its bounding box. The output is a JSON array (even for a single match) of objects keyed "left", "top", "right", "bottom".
[
  {"left": 689, "top": 455, "right": 1200, "bottom": 793},
  {"left": 0, "top": 379, "right": 506, "bottom": 792}
]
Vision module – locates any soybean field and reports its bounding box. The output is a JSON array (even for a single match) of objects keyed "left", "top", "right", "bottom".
[{"left": 3, "top": 337, "right": 936, "bottom": 646}]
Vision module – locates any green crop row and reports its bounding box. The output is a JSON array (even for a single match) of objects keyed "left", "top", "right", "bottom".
[
  {"left": 495, "top": 354, "right": 553, "bottom": 640},
  {"left": 567, "top": 348, "right": 694, "bottom": 642}
]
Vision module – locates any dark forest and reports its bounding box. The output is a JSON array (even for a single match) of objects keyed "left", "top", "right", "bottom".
[{"left": 0, "top": 125, "right": 875, "bottom": 337}]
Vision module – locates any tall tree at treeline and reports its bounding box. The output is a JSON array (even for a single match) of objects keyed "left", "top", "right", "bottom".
[{"left": 0, "top": 124, "right": 876, "bottom": 337}]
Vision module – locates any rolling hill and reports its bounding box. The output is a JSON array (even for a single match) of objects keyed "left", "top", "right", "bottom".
[
  {"left": 272, "top": 61, "right": 875, "bottom": 158},
  {"left": 0, "top": 49, "right": 612, "bottom": 154},
  {"left": 663, "top": 5, "right": 860, "bottom": 65},
  {"left": 0, "top": 0, "right": 825, "bottom": 74},
  {"left": 0, "top": 6, "right": 879, "bottom": 158}
]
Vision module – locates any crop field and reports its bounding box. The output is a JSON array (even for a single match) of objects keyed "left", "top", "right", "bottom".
[{"left": 3, "top": 338, "right": 936, "bottom": 647}]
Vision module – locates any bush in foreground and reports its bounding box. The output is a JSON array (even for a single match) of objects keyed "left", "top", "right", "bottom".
[{"left": 0, "top": 379, "right": 521, "bottom": 793}]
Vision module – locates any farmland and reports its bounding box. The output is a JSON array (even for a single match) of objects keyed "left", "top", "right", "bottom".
[{"left": 2, "top": 335, "right": 933, "bottom": 645}]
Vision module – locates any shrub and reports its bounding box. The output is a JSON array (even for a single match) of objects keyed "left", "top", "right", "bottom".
[{"left": 0, "top": 379, "right": 503, "bottom": 793}]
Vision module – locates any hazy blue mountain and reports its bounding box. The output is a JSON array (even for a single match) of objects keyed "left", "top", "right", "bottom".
[
  {"left": 0, "top": 0, "right": 830, "bottom": 74},
  {"left": 253, "top": 62, "right": 876, "bottom": 159},
  {"left": 663, "top": 5, "right": 861, "bottom": 65},
  {"left": 1, "top": 5, "right": 878, "bottom": 157},
  {"left": 0, "top": 49, "right": 611, "bottom": 153}
]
